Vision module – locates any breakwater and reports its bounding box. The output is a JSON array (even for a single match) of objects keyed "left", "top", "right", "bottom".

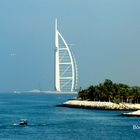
[{"left": 57, "top": 100, "right": 140, "bottom": 110}]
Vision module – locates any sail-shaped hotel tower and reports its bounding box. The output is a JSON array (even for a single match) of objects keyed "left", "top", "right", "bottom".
[{"left": 55, "top": 19, "right": 78, "bottom": 92}]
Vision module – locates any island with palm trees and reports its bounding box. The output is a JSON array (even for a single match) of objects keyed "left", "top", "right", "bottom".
[{"left": 58, "top": 79, "right": 140, "bottom": 110}]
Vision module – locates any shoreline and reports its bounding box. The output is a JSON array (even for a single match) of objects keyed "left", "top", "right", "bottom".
[
  {"left": 22, "top": 90, "right": 78, "bottom": 94},
  {"left": 57, "top": 99, "right": 140, "bottom": 110}
]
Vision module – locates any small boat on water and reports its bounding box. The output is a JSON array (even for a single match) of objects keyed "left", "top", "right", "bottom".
[{"left": 19, "top": 119, "right": 28, "bottom": 125}]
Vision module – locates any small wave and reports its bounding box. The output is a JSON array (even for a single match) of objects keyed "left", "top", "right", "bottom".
[
  {"left": 13, "top": 123, "right": 19, "bottom": 126},
  {"left": 0, "top": 123, "right": 48, "bottom": 129},
  {"left": 12, "top": 124, "right": 48, "bottom": 127}
]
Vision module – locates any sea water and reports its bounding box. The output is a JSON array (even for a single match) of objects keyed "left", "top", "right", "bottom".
[{"left": 0, "top": 93, "right": 140, "bottom": 140}]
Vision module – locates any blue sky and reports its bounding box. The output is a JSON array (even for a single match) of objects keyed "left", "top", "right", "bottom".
[{"left": 0, "top": 0, "right": 140, "bottom": 91}]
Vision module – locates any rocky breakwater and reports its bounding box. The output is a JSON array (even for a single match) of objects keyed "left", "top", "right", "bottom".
[
  {"left": 121, "top": 110, "right": 140, "bottom": 117},
  {"left": 57, "top": 100, "right": 140, "bottom": 110}
]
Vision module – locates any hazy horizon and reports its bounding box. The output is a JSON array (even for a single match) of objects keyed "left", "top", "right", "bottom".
[{"left": 0, "top": 0, "right": 140, "bottom": 92}]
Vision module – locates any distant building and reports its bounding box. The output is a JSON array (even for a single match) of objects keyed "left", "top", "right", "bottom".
[{"left": 55, "top": 19, "right": 78, "bottom": 92}]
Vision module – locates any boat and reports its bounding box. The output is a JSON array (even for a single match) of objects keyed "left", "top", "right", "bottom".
[{"left": 19, "top": 119, "right": 28, "bottom": 125}]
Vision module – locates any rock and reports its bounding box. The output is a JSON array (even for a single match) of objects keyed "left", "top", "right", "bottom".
[
  {"left": 57, "top": 100, "right": 140, "bottom": 110},
  {"left": 121, "top": 110, "right": 140, "bottom": 117}
]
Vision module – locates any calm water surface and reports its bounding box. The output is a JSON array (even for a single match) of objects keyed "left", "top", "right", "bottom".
[{"left": 0, "top": 93, "right": 140, "bottom": 140}]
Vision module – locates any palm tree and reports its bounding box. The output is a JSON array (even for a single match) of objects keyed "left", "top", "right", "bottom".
[{"left": 78, "top": 79, "right": 140, "bottom": 103}]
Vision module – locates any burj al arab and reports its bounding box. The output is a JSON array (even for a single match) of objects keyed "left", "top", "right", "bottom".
[{"left": 55, "top": 19, "right": 78, "bottom": 92}]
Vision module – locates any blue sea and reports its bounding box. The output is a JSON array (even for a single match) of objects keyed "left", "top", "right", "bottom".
[{"left": 0, "top": 93, "right": 140, "bottom": 140}]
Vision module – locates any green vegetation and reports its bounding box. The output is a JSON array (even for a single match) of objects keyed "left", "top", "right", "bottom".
[{"left": 78, "top": 79, "right": 140, "bottom": 103}]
